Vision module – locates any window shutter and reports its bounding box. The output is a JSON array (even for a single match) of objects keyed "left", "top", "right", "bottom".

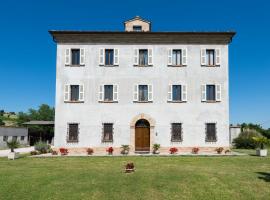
[
  {"left": 79, "top": 85, "right": 84, "bottom": 101},
  {"left": 167, "top": 85, "right": 172, "bottom": 101},
  {"left": 182, "top": 48, "right": 187, "bottom": 65},
  {"left": 99, "top": 48, "right": 105, "bottom": 65},
  {"left": 181, "top": 85, "right": 187, "bottom": 101},
  {"left": 201, "top": 49, "right": 206, "bottom": 65},
  {"left": 113, "top": 84, "right": 118, "bottom": 101},
  {"left": 114, "top": 48, "right": 119, "bottom": 65},
  {"left": 201, "top": 85, "right": 206, "bottom": 101},
  {"left": 133, "top": 84, "right": 138, "bottom": 101},
  {"left": 168, "top": 49, "right": 172, "bottom": 66},
  {"left": 64, "top": 84, "right": 70, "bottom": 101},
  {"left": 216, "top": 84, "right": 221, "bottom": 101},
  {"left": 148, "top": 48, "right": 153, "bottom": 65},
  {"left": 148, "top": 84, "right": 153, "bottom": 101},
  {"left": 134, "top": 49, "right": 139, "bottom": 65},
  {"left": 80, "top": 48, "right": 85, "bottom": 65},
  {"left": 65, "top": 49, "right": 71, "bottom": 65},
  {"left": 215, "top": 48, "right": 221, "bottom": 65},
  {"left": 99, "top": 85, "right": 104, "bottom": 101}
]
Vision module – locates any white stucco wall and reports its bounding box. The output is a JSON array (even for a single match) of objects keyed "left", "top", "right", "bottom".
[{"left": 54, "top": 44, "right": 229, "bottom": 148}]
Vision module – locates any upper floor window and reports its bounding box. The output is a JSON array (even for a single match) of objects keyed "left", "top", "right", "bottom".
[
  {"left": 205, "top": 123, "right": 217, "bottom": 142},
  {"left": 168, "top": 48, "right": 187, "bottom": 66},
  {"left": 64, "top": 84, "right": 84, "bottom": 102},
  {"left": 67, "top": 123, "right": 79, "bottom": 143},
  {"left": 99, "top": 85, "right": 118, "bottom": 102},
  {"left": 168, "top": 84, "right": 187, "bottom": 102},
  {"left": 133, "top": 84, "right": 153, "bottom": 102},
  {"left": 201, "top": 84, "right": 221, "bottom": 102},
  {"left": 171, "top": 123, "right": 183, "bottom": 142},
  {"left": 134, "top": 48, "right": 153, "bottom": 66},
  {"left": 133, "top": 25, "right": 142, "bottom": 32},
  {"left": 102, "top": 123, "right": 113, "bottom": 142},
  {"left": 99, "top": 48, "right": 119, "bottom": 66},
  {"left": 201, "top": 48, "right": 221, "bottom": 66},
  {"left": 65, "top": 48, "right": 85, "bottom": 66}
]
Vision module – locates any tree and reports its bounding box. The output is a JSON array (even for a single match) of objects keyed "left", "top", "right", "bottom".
[
  {"left": 241, "top": 123, "right": 270, "bottom": 139},
  {"left": 0, "top": 110, "right": 4, "bottom": 116},
  {"left": 0, "top": 118, "right": 5, "bottom": 126}
]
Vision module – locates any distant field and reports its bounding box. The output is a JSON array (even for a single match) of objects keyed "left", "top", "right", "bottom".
[{"left": 0, "top": 155, "right": 269, "bottom": 200}]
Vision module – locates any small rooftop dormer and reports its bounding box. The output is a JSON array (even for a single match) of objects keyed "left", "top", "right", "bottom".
[{"left": 124, "top": 16, "right": 151, "bottom": 32}]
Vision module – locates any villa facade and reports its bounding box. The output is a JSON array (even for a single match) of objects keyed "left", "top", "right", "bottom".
[{"left": 50, "top": 16, "right": 235, "bottom": 153}]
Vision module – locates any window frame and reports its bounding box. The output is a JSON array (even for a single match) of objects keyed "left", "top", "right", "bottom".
[
  {"left": 102, "top": 123, "right": 114, "bottom": 143},
  {"left": 171, "top": 123, "right": 183, "bottom": 142},
  {"left": 103, "top": 85, "right": 114, "bottom": 102},
  {"left": 205, "top": 49, "right": 215, "bottom": 66},
  {"left": 172, "top": 85, "right": 182, "bottom": 102},
  {"left": 172, "top": 49, "right": 182, "bottom": 66},
  {"left": 20, "top": 136, "right": 25, "bottom": 141},
  {"left": 3, "top": 136, "right": 8, "bottom": 142},
  {"left": 71, "top": 49, "right": 81, "bottom": 66},
  {"left": 205, "top": 123, "right": 217, "bottom": 142},
  {"left": 67, "top": 123, "right": 79, "bottom": 143},
  {"left": 206, "top": 84, "right": 216, "bottom": 102},
  {"left": 138, "top": 49, "right": 148, "bottom": 66},
  {"left": 138, "top": 85, "right": 149, "bottom": 102},
  {"left": 133, "top": 25, "right": 142, "bottom": 32},
  {"left": 104, "top": 49, "right": 114, "bottom": 66}
]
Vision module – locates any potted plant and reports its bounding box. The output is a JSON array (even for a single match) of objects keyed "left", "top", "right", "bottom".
[
  {"left": 192, "top": 147, "right": 199, "bottom": 154},
  {"left": 169, "top": 147, "right": 178, "bottom": 154},
  {"left": 6, "top": 140, "right": 20, "bottom": 160},
  {"left": 106, "top": 147, "right": 114, "bottom": 155},
  {"left": 253, "top": 136, "right": 270, "bottom": 157},
  {"left": 59, "top": 148, "right": 68, "bottom": 155},
  {"left": 152, "top": 143, "right": 161, "bottom": 154},
  {"left": 86, "top": 148, "right": 94, "bottom": 155},
  {"left": 216, "top": 147, "right": 224, "bottom": 154},
  {"left": 121, "top": 145, "right": 130, "bottom": 155},
  {"left": 125, "top": 162, "right": 135, "bottom": 173}
]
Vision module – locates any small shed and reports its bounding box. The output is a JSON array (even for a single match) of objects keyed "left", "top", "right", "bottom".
[{"left": 0, "top": 126, "right": 28, "bottom": 147}]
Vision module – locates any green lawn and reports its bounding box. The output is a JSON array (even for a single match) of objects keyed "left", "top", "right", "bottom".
[{"left": 0, "top": 156, "right": 269, "bottom": 200}]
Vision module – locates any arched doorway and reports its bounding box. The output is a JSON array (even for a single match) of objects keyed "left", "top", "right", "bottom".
[{"left": 135, "top": 119, "right": 150, "bottom": 152}]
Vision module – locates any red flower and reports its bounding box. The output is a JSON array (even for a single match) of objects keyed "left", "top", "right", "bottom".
[
  {"left": 59, "top": 148, "right": 68, "bottom": 155},
  {"left": 169, "top": 147, "right": 178, "bottom": 154},
  {"left": 106, "top": 147, "right": 114, "bottom": 153}
]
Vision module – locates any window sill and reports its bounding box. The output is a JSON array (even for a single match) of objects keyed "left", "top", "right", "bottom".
[
  {"left": 64, "top": 101, "right": 84, "bottom": 103},
  {"left": 167, "top": 101, "right": 187, "bottom": 103},
  {"left": 134, "top": 65, "right": 153, "bottom": 67},
  {"left": 100, "top": 65, "right": 119, "bottom": 67},
  {"left": 133, "top": 101, "right": 153, "bottom": 103},
  {"left": 171, "top": 140, "right": 183, "bottom": 143},
  {"left": 102, "top": 140, "right": 113, "bottom": 143},
  {"left": 65, "top": 65, "right": 85, "bottom": 67},
  {"left": 99, "top": 101, "right": 118, "bottom": 103},
  {"left": 205, "top": 140, "right": 217, "bottom": 143},
  {"left": 202, "top": 65, "right": 220, "bottom": 67},
  {"left": 168, "top": 65, "right": 187, "bottom": 67},
  {"left": 202, "top": 100, "right": 220, "bottom": 103},
  {"left": 67, "top": 140, "right": 79, "bottom": 143}
]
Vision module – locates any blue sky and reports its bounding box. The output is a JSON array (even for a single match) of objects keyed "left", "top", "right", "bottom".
[{"left": 0, "top": 0, "right": 269, "bottom": 128}]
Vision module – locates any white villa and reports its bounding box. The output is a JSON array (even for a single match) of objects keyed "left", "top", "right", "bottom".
[{"left": 50, "top": 16, "right": 235, "bottom": 154}]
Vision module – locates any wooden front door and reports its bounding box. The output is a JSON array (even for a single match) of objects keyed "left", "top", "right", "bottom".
[{"left": 135, "top": 127, "right": 150, "bottom": 151}]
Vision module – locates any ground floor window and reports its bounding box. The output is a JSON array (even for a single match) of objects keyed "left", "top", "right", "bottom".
[
  {"left": 171, "top": 123, "right": 183, "bottom": 142},
  {"left": 67, "top": 123, "right": 79, "bottom": 143},
  {"left": 102, "top": 123, "right": 113, "bottom": 142},
  {"left": 12, "top": 136, "right": 17, "bottom": 141},
  {"left": 205, "top": 123, "right": 217, "bottom": 142},
  {"left": 21, "top": 136, "right": 25, "bottom": 141},
  {"left": 3, "top": 136, "right": 8, "bottom": 142}
]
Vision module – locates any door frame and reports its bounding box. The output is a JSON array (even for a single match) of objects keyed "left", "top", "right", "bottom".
[{"left": 130, "top": 113, "right": 155, "bottom": 153}]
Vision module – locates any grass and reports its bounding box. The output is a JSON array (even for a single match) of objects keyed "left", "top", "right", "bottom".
[{"left": 0, "top": 156, "right": 269, "bottom": 200}]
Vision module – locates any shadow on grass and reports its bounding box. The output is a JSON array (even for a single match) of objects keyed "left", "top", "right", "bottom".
[{"left": 256, "top": 172, "right": 270, "bottom": 182}]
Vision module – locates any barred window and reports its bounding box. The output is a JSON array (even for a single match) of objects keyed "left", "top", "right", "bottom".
[
  {"left": 102, "top": 123, "right": 113, "bottom": 142},
  {"left": 67, "top": 123, "right": 79, "bottom": 143},
  {"left": 171, "top": 123, "right": 182, "bottom": 142},
  {"left": 205, "top": 123, "right": 217, "bottom": 142}
]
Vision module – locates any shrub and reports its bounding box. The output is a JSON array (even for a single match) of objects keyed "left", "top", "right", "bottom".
[
  {"left": 216, "top": 147, "right": 224, "bottom": 154},
  {"left": 59, "top": 148, "right": 68, "bottom": 155},
  {"left": 6, "top": 140, "right": 20, "bottom": 152},
  {"left": 125, "top": 162, "right": 135, "bottom": 173},
  {"left": 120, "top": 145, "right": 130, "bottom": 155},
  {"left": 34, "top": 141, "right": 50, "bottom": 154},
  {"left": 252, "top": 136, "right": 270, "bottom": 149},
  {"left": 169, "top": 147, "right": 178, "bottom": 154},
  {"left": 51, "top": 150, "right": 58, "bottom": 155},
  {"left": 192, "top": 147, "right": 199, "bottom": 154},
  {"left": 225, "top": 149, "right": 231, "bottom": 154},
  {"left": 30, "top": 150, "right": 39, "bottom": 155},
  {"left": 233, "top": 130, "right": 262, "bottom": 149},
  {"left": 106, "top": 147, "right": 113, "bottom": 154},
  {"left": 153, "top": 143, "right": 160, "bottom": 151},
  {"left": 86, "top": 148, "right": 94, "bottom": 155}
]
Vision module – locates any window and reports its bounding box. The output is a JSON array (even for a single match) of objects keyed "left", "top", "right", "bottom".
[
  {"left": 139, "top": 49, "right": 148, "bottom": 66},
  {"left": 105, "top": 49, "right": 114, "bottom": 66},
  {"left": 205, "top": 123, "right": 217, "bottom": 142},
  {"left": 139, "top": 85, "right": 148, "bottom": 101},
  {"left": 133, "top": 25, "right": 142, "bottom": 32},
  {"left": 71, "top": 49, "right": 80, "bottom": 65},
  {"left": 172, "top": 50, "right": 182, "bottom": 66},
  {"left": 206, "top": 85, "right": 216, "bottom": 101},
  {"left": 3, "top": 136, "right": 8, "bottom": 142},
  {"left": 171, "top": 123, "right": 182, "bottom": 142},
  {"left": 20, "top": 136, "right": 25, "bottom": 141},
  {"left": 70, "top": 85, "right": 79, "bottom": 101},
  {"left": 206, "top": 49, "right": 215, "bottom": 66},
  {"left": 172, "top": 85, "right": 182, "bottom": 101},
  {"left": 104, "top": 85, "right": 113, "bottom": 101},
  {"left": 102, "top": 123, "right": 113, "bottom": 142},
  {"left": 12, "top": 136, "right": 17, "bottom": 141},
  {"left": 67, "top": 123, "right": 79, "bottom": 143}
]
